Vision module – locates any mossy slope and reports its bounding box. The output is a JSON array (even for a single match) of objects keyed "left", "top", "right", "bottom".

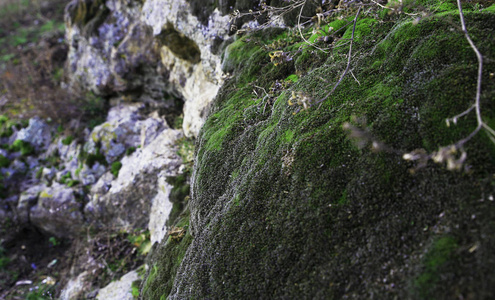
[{"left": 144, "top": 7, "right": 495, "bottom": 300}]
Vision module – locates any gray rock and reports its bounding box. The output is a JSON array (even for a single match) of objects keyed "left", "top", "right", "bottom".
[
  {"left": 78, "top": 162, "right": 107, "bottom": 186},
  {"left": 141, "top": 0, "right": 230, "bottom": 137},
  {"left": 30, "top": 183, "right": 84, "bottom": 238},
  {"left": 10, "top": 159, "right": 27, "bottom": 174},
  {"left": 59, "top": 271, "right": 92, "bottom": 300},
  {"left": 13, "top": 117, "right": 52, "bottom": 150},
  {"left": 41, "top": 167, "right": 57, "bottom": 184},
  {"left": 86, "top": 103, "right": 166, "bottom": 164},
  {"left": 65, "top": 0, "right": 232, "bottom": 138},
  {"left": 85, "top": 128, "right": 182, "bottom": 230},
  {"left": 17, "top": 184, "right": 45, "bottom": 224},
  {"left": 148, "top": 171, "right": 176, "bottom": 244},
  {"left": 96, "top": 270, "right": 140, "bottom": 300},
  {"left": 90, "top": 172, "right": 113, "bottom": 196}
]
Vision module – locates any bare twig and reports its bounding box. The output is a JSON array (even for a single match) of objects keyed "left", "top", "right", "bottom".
[
  {"left": 451, "top": 0, "right": 488, "bottom": 148},
  {"left": 401, "top": 0, "right": 494, "bottom": 172},
  {"left": 316, "top": 6, "right": 362, "bottom": 108},
  {"left": 369, "top": 0, "right": 421, "bottom": 16},
  {"left": 297, "top": 0, "right": 330, "bottom": 53}
]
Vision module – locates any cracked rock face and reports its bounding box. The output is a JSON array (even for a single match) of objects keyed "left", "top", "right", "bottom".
[{"left": 65, "top": 0, "right": 232, "bottom": 137}]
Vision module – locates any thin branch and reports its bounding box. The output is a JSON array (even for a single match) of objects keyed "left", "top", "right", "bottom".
[
  {"left": 369, "top": 0, "right": 421, "bottom": 16},
  {"left": 350, "top": 70, "right": 361, "bottom": 85},
  {"left": 316, "top": 6, "right": 362, "bottom": 108},
  {"left": 446, "top": 104, "right": 475, "bottom": 125},
  {"left": 453, "top": 0, "right": 485, "bottom": 148},
  {"left": 297, "top": 0, "right": 329, "bottom": 53}
]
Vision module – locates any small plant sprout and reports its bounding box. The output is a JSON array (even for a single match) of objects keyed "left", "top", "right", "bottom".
[
  {"left": 288, "top": 91, "right": 313, "bottom": 113},
  {"left": 269, "top": 50, "right": 292, "bottom": 66}
]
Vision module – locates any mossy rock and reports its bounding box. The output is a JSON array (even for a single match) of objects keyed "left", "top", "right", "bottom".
[
  {"left": 0, "top": 155, "right": 10, "bottom": 168},
  {"left": 9, "top": 140, "right": 35, "bottom": 156},
  {"left": 111, "top": 161, "right": 122, "bottom": 178},
  {"left": 143, "top": 7, "right": 495, "bottom": 300},
  {"left": 141, "top": 212, "right": 193, "bottom": 299}
]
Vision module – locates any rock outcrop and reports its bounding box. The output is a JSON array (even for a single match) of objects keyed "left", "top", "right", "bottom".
[{"left": 64, "top": 0, "right": 233, "bottom": 137}]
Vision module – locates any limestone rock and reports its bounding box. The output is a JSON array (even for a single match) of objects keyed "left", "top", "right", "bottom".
[
  {"left": 96, "top": 270, "right": 139, "bottom": 300},
  {"left": 59, "top": 271, "right": 93, "bottom": 300},
  {"left": 148, "top": 171, "right": 175, "bottom": 244},
  {"left": 12, "top": 117, "right": 52, "bottom": 151},
  {"left": 17, "top": 184, "right": 45, "bottom": 224},
  {"left": 86, "top": 103, "right": 166, "bottom": 164},
  {"left": 141, "top": 0, "right": 230, "bottom": 137},
  {"left": 65, "top": 0, "right": 233, "bottom": 137},
  {"left": 30, "top": 182, "right": 84, "bottom": 238},
  {"left": 78, "top": 162, "right": 107, "bottom": 186},
  {"left": 85, "top": 128, "right": 182, "bottom": 229}
]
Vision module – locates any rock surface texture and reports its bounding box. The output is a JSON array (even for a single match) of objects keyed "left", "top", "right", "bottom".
[{"left": 64, "top": 0, "right": 233, "bottom": 137}]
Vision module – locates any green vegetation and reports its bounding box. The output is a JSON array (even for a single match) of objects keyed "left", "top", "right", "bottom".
[
  {"left": 131, "top": 280, "right": 141, "bottom": 298},
  {"left": 143, "top": 3, "right": 495, "bottom": 299},
  {"left": 59, "top": 172, "right": 72, "bottom": 184},
  {"left": 82, "top": 93, "right": 108, "bottom": 130},
  {"left": 0, "top": 155, "right": 10, "bottom": 168},
  {"left": 67, "top": 180, "right": 80, "bottom": 187},
  {"left": 127, "top": 230, "right": 151, "bottom": 256},
  {"left": 61, "top": 136, "right": 74, "bottom": 146},
  {"left": 111, "top": 161, "right": 122, "bottom": 178},
  {"left": 9, "top": 140, "right": 34, "bottom": 156},
  {"left": 126, "top": 146, "right": 136, "bottom": 156},
  {"left": 165, "top": 174, "right": 191, "bottom": 227},
  {"left": 414, "top": 236, "right": 458, "bottom": 298},
  {"left": 35, "top": 167, "right": 44, "bottom": 179},
  {"left": 48, "top": 237, "right": 60, "bottom": 247},
  {"left": 84, "top": 147, "right": 107, "bottom": 167},
  {"left": 141, "top": 212, "right": 193, "bottom": 299},
  {"left": 176, "top": 137, "right": 195, "bottom": 166}
]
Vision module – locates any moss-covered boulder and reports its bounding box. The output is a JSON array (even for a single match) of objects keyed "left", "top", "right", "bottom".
[{"left": 143, "top": 4, "right": 495, "bottom": 299}]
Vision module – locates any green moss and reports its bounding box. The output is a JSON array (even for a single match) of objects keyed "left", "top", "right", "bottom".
[
  {"left": 163, "top": 9, "right": 495, "bottom": 300},
  {"left": 282, "top": 129, "right": 295, "bottom": 143},
  {"left": 0, "top": 125, "right": 13, "bottom": 138},
  {"left": 61, "top": 136, "right": 73, "bottom": 146},
  {"left": 126, "top": 146, "right": 136, "bottom": 156},
  {"left": 176, "top": 137, "right": 195, "bottom": 164},
  {"left": 67, "top": 180, "right": 80, "bottom": 187},
  {"left": 414, "top": 236, "right": 458, "bottom": 298},
  {"left": 132, "top": 280, "right": 141, "bottom": 298},
  {"left": 141, "top": 213, "right": 193, "bottom": 299},
  {"left": 59, "top": 172, "right": 71, "bottom": 184},
  {"left": 166, "top": 174, "right": 191, "bottom": 227},
  {"left": 75, "top": 164, "right": 83, "bottom": 177},
  {"left": 85, "top": 148, "right": 107, "bottom": 167},
  {"left": 111, "top": 161, "right": 122, "bottom": 178},
  {"left": 341, "top": 18, "right": 379, "bottom": 43},
  {"left": 285, "top": 74, "right": 298, "bottom": 83},
  {"left": 486, "top": 4, "right": 495, "bottom": 12},
  {"left": 35, "top": 167, "right": 43, "bottom": 179},
  {"left": 9, "top": 140, "right": 34, "bottom": 156},
  {"left": 0, "top": 155, "right": 9, "bottom": 168}
]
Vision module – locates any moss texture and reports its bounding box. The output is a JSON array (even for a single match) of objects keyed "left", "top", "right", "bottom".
[
  {"left": 141, "top": 212, "right": 193, "bottom": 299},
  {"left": 143, "top": 5, "right": 495, "bottom": 300}
]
